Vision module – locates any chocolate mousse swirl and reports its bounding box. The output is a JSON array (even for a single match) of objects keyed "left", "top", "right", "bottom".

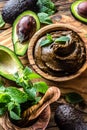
[{"left": 34, "top": 30, "right": 86, "bottom": 77}]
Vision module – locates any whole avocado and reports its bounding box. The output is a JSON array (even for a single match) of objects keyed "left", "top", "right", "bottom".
[
  {"left": 1, "top": 0, "right": 38, "bottom": 24},
  {"left": 54, "top": 104, "right": 87, "bottom": 130}
]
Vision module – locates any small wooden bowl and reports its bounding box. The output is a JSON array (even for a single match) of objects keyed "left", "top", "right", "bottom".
[
  {"left": 28, "top": 23, "right": 87, "bottom": 82},
  {"left": 1, "top": 106, "right": 50, "bottom": 130}
]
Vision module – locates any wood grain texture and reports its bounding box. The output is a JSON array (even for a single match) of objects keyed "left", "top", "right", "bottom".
[{"left": 0, "top": 0, "right": 87, "bottom": 130}]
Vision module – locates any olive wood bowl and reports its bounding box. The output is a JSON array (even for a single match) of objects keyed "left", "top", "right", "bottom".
[
  {"left": 1, "top": 106, "right": 50, "bottom": 130},
  {"left": 28, "top": 23, "right": 87, "bottom": 82}
]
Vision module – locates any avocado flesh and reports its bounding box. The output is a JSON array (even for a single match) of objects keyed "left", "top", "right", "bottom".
[
  {"left": 12, "top": 10, "right": 40, "bottom": 56},
  {"left": 0, "top": 46, "right": 23, "bottom": 81},
  {"left": 71, "top": 0, "right": 87, "bottom": 23}
]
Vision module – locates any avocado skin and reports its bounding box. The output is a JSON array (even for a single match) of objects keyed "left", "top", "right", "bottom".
[
  {"left": 54, "top": 104, "right": 87, "bottom": 130},
  {"left": 2, "top": 0, "right": 37, "bottom": 24}
]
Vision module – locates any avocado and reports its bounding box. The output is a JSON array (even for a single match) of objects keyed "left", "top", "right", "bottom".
[
  {"left": 54, "top": 104, "right": 87, "bottom": 130},
  {"left": 12, "top": 10, "right": 40, "bottom": 56},
  {"left": 0, "top": 45, "right": 23, "bottom": 81},
  {"left": 71, "top": 0, "right": 87, "bottom": 23},
  {"left": 1, "top": 0, "right": 38, "bottom": 24}
]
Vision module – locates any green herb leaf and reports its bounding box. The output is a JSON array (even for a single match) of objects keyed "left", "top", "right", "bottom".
[
  {"left": 0, "top": 107, "right": 6, "bottom": 116},
  {"left": 37, "top": 12, "right": 52, "bottom": 24},
  {"left": 55, "top": 36, "right": 70, "bottom": 44},
  {"left": 14, "top": 67, "right": 41, "bottom": 88},
  {"left": 40, "top": 33, "right": 53, "bottom": 47},
  {"left": 0, "top": 103, "right": 7, "bottom": 116},
  {"left": 0, "top": 93, "right": 11, "bottom": 103},
  {"left": 37, "top": 0, "right": 56, "bottom": 15},
  {"left": 0, "top": 86, "right": 5, "bottom": 92},
  {"left": 23, "top": 66, "right": 41, "bottom": 79},
  {"left": 27, "top": 73, "right": 41, "bottom": 80},
  {"left": 23, "top": 67, "right": 32, "bottom": 76},
  {"left": 9, "top": 103, "right": 21, "bottom": 120},
  {"left": 35, "top": 97, "right": 41, "bottom": 103},
  {"left": 6, "top": 87, "right": 28, "bottom": 104},
  {"left": 33, "top": 81, "right": 48, "bottom": 94},
  {"left": 0, "top": 15, "right": 5, "bottom": 28},
  {"left": 9, "top": 110, "right": 21, "bottom": 120},
  {"left": 47, "top": 33, "right": 53, "bottom": 41},
  {"left": 8, "top": 102, "right": 15, "bottom": 111},
  {"left": 40, "top": 39, "right": 52, "bottom": 47},
  {"left": 65, "top": 92, "right": 84, "bottom": 104},
  {"left": 25, "top": 87, "right": 37, "bottom": 100}
]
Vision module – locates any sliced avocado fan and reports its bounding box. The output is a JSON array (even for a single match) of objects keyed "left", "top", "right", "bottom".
[
  {"left": 0, "top": 45, "right": 24, "bottom": 81},
  {"left": 71, "top": 0, "right": 87, "bottom": 23},
  {"left": 12, "top": 10, "right": 40, "bottom": 56}
]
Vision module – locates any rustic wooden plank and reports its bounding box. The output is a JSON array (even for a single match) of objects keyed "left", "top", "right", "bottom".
[{"left": 0, "top": 0, "right": 87, "bottom": 130}]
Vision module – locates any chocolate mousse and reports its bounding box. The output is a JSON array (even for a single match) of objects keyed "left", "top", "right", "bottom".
[{"left": 34, "top": 30, "right": 86, "bottom": 77}]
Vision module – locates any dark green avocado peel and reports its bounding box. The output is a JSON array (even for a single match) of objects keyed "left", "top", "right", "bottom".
[{"left": 1, "top": 0, "right": 38, "bottom": 24}]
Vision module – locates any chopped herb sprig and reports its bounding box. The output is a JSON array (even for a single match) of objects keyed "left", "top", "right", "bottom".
[
  {"left": 0, "top": 66, "right": 48, "bottom": 120},
  {"left": 40, "top": 34, "right": 70, "bottom": 47}
]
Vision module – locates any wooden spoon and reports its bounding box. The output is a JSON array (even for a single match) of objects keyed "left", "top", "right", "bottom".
[{"left": 22, "top": 87, "right": 60, "bottom": 125}]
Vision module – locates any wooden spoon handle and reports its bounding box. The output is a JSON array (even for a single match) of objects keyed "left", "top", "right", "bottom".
[{"left": 23, "top": 87, "right": 60, "bottom": 121}]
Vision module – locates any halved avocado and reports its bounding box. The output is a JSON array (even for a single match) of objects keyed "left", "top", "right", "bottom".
[
  {"left": 71, "top": 0, "right": 87, "bottom": 23},
  {"left": 12, "top": 10, "right": 40, "bottom": 56},
  {"left": 0, "top": 45, "right": 24, "bottom": 81}
]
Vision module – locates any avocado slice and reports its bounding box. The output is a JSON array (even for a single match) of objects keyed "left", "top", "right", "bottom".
[
  {"left": 12, "top": 10, "right": 40, "bottom": 56},
  {"left": 71, "top": 0, "right": 87, "bottom": 23},
  {"left": 0, "top": 45, "right": 23, "bottom": 81}
]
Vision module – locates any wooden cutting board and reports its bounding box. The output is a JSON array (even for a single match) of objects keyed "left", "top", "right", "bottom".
[{"left": 0, "top": 13, "right": 87, "bottom": 102}]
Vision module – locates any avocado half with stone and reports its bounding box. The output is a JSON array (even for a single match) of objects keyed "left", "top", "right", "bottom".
[
  {"left": 71, "top": 0, "right": 87, "bottom": 23},
  {"left": 12, "top": 10, "right": 40, "bottom": 56},
  {"left": 0, "top": 45, "right": 23, "bottom": 81}
]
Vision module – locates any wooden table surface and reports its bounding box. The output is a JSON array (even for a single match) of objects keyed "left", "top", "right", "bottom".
[{"left": 0, "top": 0, "right": 87, "bottom": 130}]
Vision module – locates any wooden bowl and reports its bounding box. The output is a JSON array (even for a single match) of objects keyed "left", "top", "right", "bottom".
[
  {"left": 1, "top": 106, "right": 50, "bottom": 130},
  {"left": 28, "top": 23, "right": 87, "bottom": 82}
]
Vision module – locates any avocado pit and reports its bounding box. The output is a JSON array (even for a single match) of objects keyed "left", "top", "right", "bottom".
[
  {"left": 17, "top": 15, "right": 36, "bottom": 43},
  {"left": 77, "top": 1, "right": 87, "bottom": 18}
]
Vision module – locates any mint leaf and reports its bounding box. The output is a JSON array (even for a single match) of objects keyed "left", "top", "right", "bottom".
[
  {"left": 0, "top": 15, "right": 5, "bottom": 28},
  {"left": 14, "top": 67, "right": 41, "bottom": 88},
  {"left": 25, "top": 87, "right": 37, "bottom": 100},
  {"left": 33, "top": 81, "right": 48, "bottom": 94},
  {"left": 38, "top": 12, "right": 52, "bottom": 24},
  {"left": 23, "top": 67, "right": 41, "bottom": 80},
  {"left": 40, "top": 39, "right": 52, "bottom": 47},
  {"left": 27, "top": 73, "right": 41, "bottom": 80},
  {"left": 37, "top": 0, "right": 56, "bottom": 15},
  {"left": 9, "top": 110, "right": 21, "bottom": 120},
  {"left": 35, "top": 97, "right": 41, "bottom": 103},
  {"left": 23, "top": 66, "right": 32, "bottom": 76},
  {"left": 0, "top": 86, "right": 5, "bottom": 92},
  {"left": 0, "top": 107, "right": 6, "bottom": 116},
  {"left": 8, "top": 102, "right": 15, "bottom": 111},
  {"left": 9, "top": 103, "right": 21, "bottom": 120},
  {"left": 40, "top": 33, "right": 53, "bottom": 47},
  {"left": 65, "top": 92, "right": 84, "bottom": 104},
  {"left": 47, "top": 34, "right": 53, "bottom": 41},
  {"left": 55, "top": 36, "right": 70, "bottom": 44},
  {"left": 0, "top": 103, "right": 7, "bottom": 116},
  {"left": 6, "top": 87, "right": 28, "bottom": 104},
  {"left": 0, "top": 93, "right": 11, "bottom": 103}
]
